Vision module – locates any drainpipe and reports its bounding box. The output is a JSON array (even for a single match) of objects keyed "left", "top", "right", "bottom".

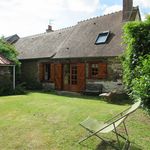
[{"left": 13, "top": 65, "right": 15, "bottom": 89}]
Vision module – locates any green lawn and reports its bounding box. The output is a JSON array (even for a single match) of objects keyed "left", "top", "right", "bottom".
[{"left": 0, "top": 92, "right": 149, "bottom": 150}]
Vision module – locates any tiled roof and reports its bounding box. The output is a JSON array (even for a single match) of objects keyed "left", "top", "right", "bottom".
[
  {"left": 15, "top": 27, "right": 74, "bottom": 59},
  {"left": 15, "top": 8, "right": 139, "bottom": 60},
  {"left": 0, "top": 54, "right": 12, "bottom": 65}
]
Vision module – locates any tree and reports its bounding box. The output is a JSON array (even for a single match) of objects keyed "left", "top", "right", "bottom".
[{"left": 122, "top": 15, "right": 150, "bottom": 110}]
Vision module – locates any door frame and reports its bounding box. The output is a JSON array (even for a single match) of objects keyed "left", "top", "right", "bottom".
[{"left": 63, "top": 63, "right": 85, "bottom": 92}]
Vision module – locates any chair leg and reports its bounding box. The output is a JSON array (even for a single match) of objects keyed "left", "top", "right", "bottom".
[
  {"left": 112, "top": 131, "right": 130, "bottom": 150},
  {"left": 79, "top": 132, "right": 120, "bottom": 150},
  {"left": 78, "top": 135, "right": 90, "bottom": 144},
  {"left": 95, "top": 134, "right": 120, "bottom": 150},
  {"left": 113, "top": 124, "right": 121, "bottom": 148},
  {"left": 123, "top": 122, "right": 129, "bottom": 140},
  {"left": 78, "top": 132, "right": 94, "bottom": 144}
]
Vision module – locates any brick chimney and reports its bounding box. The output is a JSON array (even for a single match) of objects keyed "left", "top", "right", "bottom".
[
  {"left": 46, "top": 25, "right": 53, "bottom": 32},
  {"left": 123, "top": 0, "right": 133, "bottom": 21}
]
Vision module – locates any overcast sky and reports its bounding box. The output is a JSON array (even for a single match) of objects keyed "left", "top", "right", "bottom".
[{"left": 0, "top": 0, "right": 150, "bottom": 37}]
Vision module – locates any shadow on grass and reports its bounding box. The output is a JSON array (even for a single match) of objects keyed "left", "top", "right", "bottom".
[
  {"left": 95, "top": 141, "right": 142, "bottom": 150},
  {"left": 1, "top": 89, "right": 132, "bottom": 106},
  {"left": 0, "top": 90, "right": 29, "bottom": 98},
  {"left": 32, "top": 90, "right": 133, "bottom": 106},
  {"left": 80, "top": 140, "right": 142, "bottom": 150}
]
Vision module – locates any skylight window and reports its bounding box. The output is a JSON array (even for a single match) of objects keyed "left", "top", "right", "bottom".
[{"left": 95, "top": 31, "right": 110, "bottom": 44}]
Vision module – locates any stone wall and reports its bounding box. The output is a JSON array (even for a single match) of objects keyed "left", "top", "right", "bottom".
[
  {"left": 107, "top": 57, "right": 122, "bottom": 81},
  {"left": 86, "top": 57, "right": 124, "bottom": 93},
  {"left": 20, "top": 59, "right": 52, "bottom": 89},
  {"left": 86, "top": 80, "right": 124, "bottom": 93},
  {"left": 0, "top": 66, "right": 12, "bottom": 92},
  {"left": 20, "top": 59, "right": 42, "bottom": 89},
  {"left": 0, "top": 66, "right": 10, "bottom": 76},
  {"left": 21, "top": 59, "right": 39, "bottom": 82},
  {"left": 20, "top": 57, "right": 124, "bottom": 92}
]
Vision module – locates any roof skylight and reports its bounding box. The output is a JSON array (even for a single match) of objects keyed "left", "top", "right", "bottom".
[{"left": 95, "top": 31, "right": 110, "bottom": 44}]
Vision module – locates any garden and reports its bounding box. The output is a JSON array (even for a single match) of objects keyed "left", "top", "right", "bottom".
[{"left": 0, "top": 92, "right": 150, "bottom": 149}]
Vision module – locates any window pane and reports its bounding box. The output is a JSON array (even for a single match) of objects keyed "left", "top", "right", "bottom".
[
  {"left": 91, "top": 63, "right": 98, "bottom": 78},
  {"left": 95, "top": 31, "right": 110, "bottom": 44},
  {"left": 96, "top": 35, "right": 107, "bottom": 43},
  {"left": 71, "top": 65, "right": 77, "bottom": 85}
]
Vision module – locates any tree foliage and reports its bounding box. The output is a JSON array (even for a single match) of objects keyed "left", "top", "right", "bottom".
[
  {"left": 0, "top": 39, "right": 20, "bottom": 66},
  {"left": 122, "top": 16, "right": 150, "bottom": 110}
]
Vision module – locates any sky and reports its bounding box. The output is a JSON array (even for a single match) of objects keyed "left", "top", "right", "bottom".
[{"left": 0, "top": 0, "right": 150, "bottom": 37}]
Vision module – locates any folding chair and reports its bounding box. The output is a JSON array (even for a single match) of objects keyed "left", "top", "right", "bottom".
[{"left": 79, "top": 100, "right": 141, "bottom": 150}]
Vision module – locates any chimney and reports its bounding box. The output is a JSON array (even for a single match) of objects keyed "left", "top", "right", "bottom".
[
  {"left": 123, "top": 0, "right": 133, "bottom": 21},
  {"left": 46, "top": 25, "right": 53, "bottom": 33}
]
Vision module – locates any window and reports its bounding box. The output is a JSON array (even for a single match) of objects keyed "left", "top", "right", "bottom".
[
  {"left": 91, "top": 64, "right": 98, "bottom": 78},
  {"left": 88, "top": 63, "right": 107, "bottom": 79},
  {"left": 95, "top": 31, "right": 110, "bottom": 44}
]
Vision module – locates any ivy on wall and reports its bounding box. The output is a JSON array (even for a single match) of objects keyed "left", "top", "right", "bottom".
[{"left": 122, "top": 16, "right": 150, "bottom": 110}]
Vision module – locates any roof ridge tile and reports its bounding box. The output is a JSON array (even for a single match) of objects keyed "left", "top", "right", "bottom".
[{"left": 78, "top": 10, "right": 122, "bottom": 24}]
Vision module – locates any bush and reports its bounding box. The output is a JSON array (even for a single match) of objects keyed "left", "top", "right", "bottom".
[
  {"left": 0, "top": 75, "right": 26, "bottom": 96},
  {"left": 122, "top": 16, "right": 150, "bottom": 110},
  {"left": 24, "top": 78, "right": 42, "bottom": 90},
  {"left": 131, "top": 55, "right": 150, "bottom": 109},
  {"left": 12, "top": 83, "right": 26, "bottom": 95}
]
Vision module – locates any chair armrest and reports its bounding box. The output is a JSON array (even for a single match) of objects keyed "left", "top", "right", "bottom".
[{"left": 105, "top": 107, "right": 130, "bottom": 124}]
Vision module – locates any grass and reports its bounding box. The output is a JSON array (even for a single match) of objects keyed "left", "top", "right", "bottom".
[{"left": 0, "top": 91, "right": 150, "bottom": 150}]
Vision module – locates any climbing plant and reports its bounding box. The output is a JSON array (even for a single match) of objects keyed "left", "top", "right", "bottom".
[
  {"left": 0, "top": 38, "right": 23, "bottom": 95},
  {"left": 0, "top": 38, "right": 20, "bottom": 66}
]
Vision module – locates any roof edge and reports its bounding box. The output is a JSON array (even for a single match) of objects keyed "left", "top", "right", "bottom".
[{"left": 78, "top": 10, "right": 122, "bottom": 24}]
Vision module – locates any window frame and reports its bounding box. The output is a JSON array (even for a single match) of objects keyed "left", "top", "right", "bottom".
[
  {"left": 88, "top": 63, "right": 99, "bottom": 79},
  {"left": 88, "top": 62, "right": 107, "bottom": 79},
  {"left": 91, "top": 63, "right": 99, "bottom": 78},
  {"left": 95, "top": 31, "right": 110, "bottom": 45}
]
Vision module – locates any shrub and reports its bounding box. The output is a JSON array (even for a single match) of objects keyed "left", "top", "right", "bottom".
[
  {"left": 12, "top": 83, "right": 26, "bottom": 95},
  {"left": 0, "top": 75, "right": 13, "bottom": 96},
  {"left": 122, "top": 16, "right": 150, "bottom": 110},
  {"left": 131, "top": 55, "right": 150, "bottom": 109},
  {"left": 24, "top": 78, "right": 42, "bottom": 90}
]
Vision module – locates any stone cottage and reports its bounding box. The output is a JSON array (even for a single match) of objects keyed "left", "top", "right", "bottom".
[{"left": 14, "top": 0, "right": 141, "bottom": 93}]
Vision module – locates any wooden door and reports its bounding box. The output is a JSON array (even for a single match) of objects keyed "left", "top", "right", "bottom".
[
  {"left": 70, "top": 64, "right": 78, "bottom": 91},
  {"left": 38, "top": 63, "right": 44, "bottom": 81},
  {"left": 99, "top": 63, "right": 107, "bottom": 79},
  {"left": 54, "top": 63, "right": 63, "bottom": 90},
  {"left": 63, "top": 63, "right": 85, "bottom": 92},
  {"left": 50, "top": 63, "right": 55, "bottom": 82}
]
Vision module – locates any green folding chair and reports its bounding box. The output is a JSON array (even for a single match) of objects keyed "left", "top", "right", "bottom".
[{"left": 79, "top": 100, "right": 141, "bottom": 150}]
